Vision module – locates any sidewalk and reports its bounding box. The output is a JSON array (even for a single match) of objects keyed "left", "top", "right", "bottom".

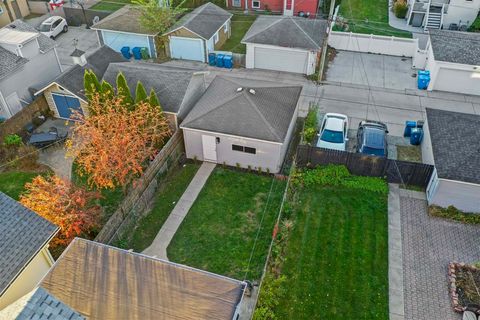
[{"left": 142, "top": 162, "right": 216, "bottom": 260}]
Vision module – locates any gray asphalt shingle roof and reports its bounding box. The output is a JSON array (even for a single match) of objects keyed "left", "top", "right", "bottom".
[
  {"left": 0, "top": 192, "right": 59, "bottom": 296},
  {"left": 429, "top": 30, "right": 480, "bottom": 65},
  {"left": 181, "top": 76, "right": 302, "bottom": 142},
  {"left": 102, "top": 62, "right": 198, "bottom": 113},
  {"left": 7, "top": 20, "right": 56, "bottom": 53},
  {"left": 242, "top": 16, "right": 327, "bottom": 50},
  {"left": 0, "top": 46, "right": 28, "bottom": 80},
  {"left": 426, "top": 108, "right": 480, "bottom": 184},
  {"left": 91, "top": 6, "right": 155, "bottom": 35},
  {"left": 0, "top": 288, "right": 84, "bottom": 320},
  {"left": 167, "top": 2, "right": 232, "bottom": 39}
]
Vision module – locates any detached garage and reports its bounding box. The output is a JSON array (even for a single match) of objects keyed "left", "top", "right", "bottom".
[
  {"left": 243, "top": 16, "right": 327, "bottom": 75},
  {"left": 164, "top": 2, "right": 232, "bottom": 62},
  {"left": 426, "top": 30, "right": 480, "bottom": 96},
  {"left": 180, "top": 76, "right": 302, "bottom": 173}
]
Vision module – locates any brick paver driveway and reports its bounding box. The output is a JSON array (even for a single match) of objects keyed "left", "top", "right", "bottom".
[{"left": 401, "top": 195, "right": 480, "bottom": 320}]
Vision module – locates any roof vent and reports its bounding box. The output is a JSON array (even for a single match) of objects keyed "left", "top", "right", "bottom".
[
  {"left": 236, "top": 87, "right": 243, "bottom": 92},
  {"left": 248, "top": 89, "right": 256, "bottom": 95}
]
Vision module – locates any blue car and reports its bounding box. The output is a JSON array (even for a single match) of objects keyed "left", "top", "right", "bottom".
[{"left": 356, "top": 121, "right": 389, "bottom": 157}]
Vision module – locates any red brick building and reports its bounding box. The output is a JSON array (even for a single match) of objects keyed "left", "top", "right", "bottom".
[{"left": 226, "top": 0, "right": 319, "bottom": 17}]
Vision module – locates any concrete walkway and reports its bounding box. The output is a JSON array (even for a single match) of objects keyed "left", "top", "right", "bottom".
[
  {"left": 142, "top": 162, "right": 216, "bottom": 260},
  {"left": 388, "top": 184, "right": 405, "bottom": 320}
]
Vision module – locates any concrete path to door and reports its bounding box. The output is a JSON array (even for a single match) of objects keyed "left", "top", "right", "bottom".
[{"left": 142, "top": 162, "right": 216, "bottom": 260}]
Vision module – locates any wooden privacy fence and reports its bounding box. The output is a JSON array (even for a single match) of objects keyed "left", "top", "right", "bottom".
[
  {"left": 296, "top": 145, "right": 434, "bottom": 188},
  {"left": 63, "top": 6, "right": 111, "bottom": 27}
]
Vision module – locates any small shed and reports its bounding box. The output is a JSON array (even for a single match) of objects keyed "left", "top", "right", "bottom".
[
  {"left": 91, "top": 6, "right": 158, "bottom": 58},
  {"left": 164, "top": 2, "right": 232, "bottom": 62},
  {"left": 180, "top": 76, "right": 302, "bottom": 173},
  {"left": 242, "top": 16, "right": 327, "bottom": 75},
  {"left": 422, "top": 108, "right": 480, "bottom": 213},
  {"left": 426, "top": 30, "right": 480, "bottom": 96}
]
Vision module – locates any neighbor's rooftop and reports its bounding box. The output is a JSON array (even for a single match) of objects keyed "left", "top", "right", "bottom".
[
  {"left": 429, "top": 29, "right": 480, "bottom": 66},
  {"left": 426, "top": 108, "right": 480, "bottom": 184},
  {"left": 91, "top": 5, "right": 155, "bottom": 35}
]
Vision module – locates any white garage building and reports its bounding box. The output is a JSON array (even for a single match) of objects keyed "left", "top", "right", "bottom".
[
  {"left": 181, "top": 76, "right": 302, "bottom": 173},
  {"left": 422, "top": 108, "right": 480, "bottom": 213},
  {"left": 426, "top": 30, "right": 480, "bottom": 96},
  {"left": 242, "top": 16, "right": 327, "bottom": 75}
]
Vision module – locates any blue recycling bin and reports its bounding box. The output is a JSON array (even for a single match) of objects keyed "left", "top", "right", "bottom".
[
  {"left": 404, "top": 121, "right": 417, "bottom": 137},
  {"left": 223, "top": 54, "right": 233, "bottom": 68},
  {"left": 417, "top": 70, "right": 431, "bottom": 90},
  {"left": 208, "top": 53, "right": 216, "bottom": 66},
  {"left": 216, "top": 53, "right": 225, "bottom": 68},
  {"left": 132, "top": 47, "right": 142, "bottom": 60},
  {"left": 410, "top": 127, "right": 424, "bottom": 145},
  {"left": 120, "top": 46, "right": 131, "bottom": 59}
]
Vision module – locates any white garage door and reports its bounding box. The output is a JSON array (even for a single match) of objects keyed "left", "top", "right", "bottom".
[
  {"left": 433, "top": 68, "right": 480, "bottom": 96},
  {"left": 170, "top": 36, "right": 205, "bottom": 62},
  {"left": 254, "top": 46, "right": 309, "bottom": 74}
]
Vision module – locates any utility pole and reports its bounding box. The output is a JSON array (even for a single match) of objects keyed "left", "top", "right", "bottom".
[{"left": 317, "top": 0, "right": 336, "bottom": 82}]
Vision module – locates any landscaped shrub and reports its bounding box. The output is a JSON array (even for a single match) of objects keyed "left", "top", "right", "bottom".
[
  {"left": 393, "top": 0, "right": 408, "bottom": 19},
  {"left": 429, "top": 205, "right": 480, "bottom": 224},
  {"left": 3, "top": 134, "right": 22, "bottom": 147},
  {"left": 253, "top": 275, "right": 287, "bottom": 320},
  {"left": 303, "top": 106, "right": 318, "bottom": 144}
]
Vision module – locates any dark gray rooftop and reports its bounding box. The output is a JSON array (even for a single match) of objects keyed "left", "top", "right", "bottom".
[
  {"left": 426, "top": 108, "right": 480, "bottom": 184},
  {"left": 52, "top": 46, "right": 126, "bottom": 99},
  {"left": 181, "top": 76, "right": 302, "bottom": 142},
  {"left": 0, "top": 288, "right": 84, "bottom": 320},
  {"left": 429, "top": 30, "right": 480, "bottom": 65},
  {"left": 0, "top": 192, "right": 59, "bottom": 296},
  {"left": 7, "top": 20, "right": 56, "bottom": 53},
  {"left": 167, "top": 2, "right": 232, "bottom": 39},
  {"left": 242, "top": 16, "right": 327, "bottom": 50},
  {"left": 0, "top": 46, "right": 28, "bottom": 80}
]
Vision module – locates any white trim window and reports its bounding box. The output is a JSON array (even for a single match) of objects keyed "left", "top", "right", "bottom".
[
  {"left": 232, "top": 0, "right": 241, "bottom": 7},
  {"left": 252, "top": 0, "right": 260, "bottom": 8},
  {"left": 214, "top": 32, "right": 219, "bottom": 44}
]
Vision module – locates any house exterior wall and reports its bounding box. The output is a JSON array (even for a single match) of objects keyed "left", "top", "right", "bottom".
[
  {"left": 0, "top": 246, "right": 54, "bottom": 310},
  {"left": 183, "top": 128, "right": 284, "bottom": 173},
  {"left": 429, "top": 179, "right": 480, "bottom": 213},
  {"left": 420, "top": 118, "right": 435, "bottom": 165},
  {"left": 213, "top": 20, "right": 230, "bottom": 50},
  {"left": 443, "top": 0, "right": 480, "bottom": 27},
  {"left": 43, "top": 83, "right": 89, "bottom": 118},
  {"left": 0, "top": 49, "right": 62, "bottom": 117},
  {"left": 226, "top": 0, "right": 318, "bottom": 16},
  {"left": 0, "top": 0, "right": 30, "bottom": 27}
]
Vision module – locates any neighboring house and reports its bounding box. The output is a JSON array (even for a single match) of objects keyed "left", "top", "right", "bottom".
[
  {"left": 242, "top": 16, "right": 327, "bottom": 75},
  {"left": 10, "top": 238, "right": 245, "bottom": 319},
  {"left": 181, "top": 76, "right": 302, "bottom": 173},
  {"left": 406, "top": 0, "right": 480, "bottom": 30},
  {"left": 164, "top": 2, "right": 232, "bottom": 62},
  {"left": 0, "top": 20, "right": 62, "bottom": 119},
  {"left": 34, "top": 46, "right": 126, "bottom": 120},
  {"left": 422, "top": 108, "right": 480, "bottom": 213},
  {"left": 425, "top": 30, "right": 480, "bottom": 96},
  {"left": 225, "top": 0, "right": 318, "bottom": 17},
  {"left": 91, "top": 6, "right": 158, "bottom": 58},
  {"left": 0, "top": 192, "right": 59, "bottom": 310},
  {"left": 0, "top": 0, "right": 30, "bottom": 28},
  {"left": 102, "top": 62, "right": 207, "bottom": 127}
]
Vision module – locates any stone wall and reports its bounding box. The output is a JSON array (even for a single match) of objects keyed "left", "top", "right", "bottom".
[{"left": 94, "top": 130, "right": 185, "bottom": 244}]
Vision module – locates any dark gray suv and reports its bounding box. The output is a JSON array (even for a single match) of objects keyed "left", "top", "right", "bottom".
[{"left": 356, "top": 121, "right": 389, "bottom": 157}]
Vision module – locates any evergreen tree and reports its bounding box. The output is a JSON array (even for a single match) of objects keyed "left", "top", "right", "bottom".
[
  {"left": 100, "top": 81, "right": 114, "bottom": 100},
  {"left": 116, "top": 72, "right": 133, "bottom": 108},
  {"left": 148, "top": 89, "right": 161, "bottom": 110},
  {"left": 135, "top": 81, "right": 148, "bottom": 103},
  {"left": 84, "top": 70, "right": 101, "bottom": 101}
]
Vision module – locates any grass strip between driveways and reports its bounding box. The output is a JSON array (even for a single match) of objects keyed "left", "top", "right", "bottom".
[
  {"left": 220, "top": 14, "right": 257, "bottom": 54},
  {"left": 167, "top": 167, "right": 287, "bottom": 281}
]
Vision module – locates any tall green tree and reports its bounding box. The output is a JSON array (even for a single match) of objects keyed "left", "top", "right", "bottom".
[
  {"left": 116, "top": 72, "right": 134, "bottom": 108},
  {"left": 131, "top": 0, "right": 184, "bottom": 34},
  {"left": 100, "top": 81, "right": 115, "bottom": 100},
  {"left": 148, "top": 89, "right": 161, "bottom": 110},
  {"left": 135, "top": 81, "right": 148, "bottom": 103},
  {"left": 84, "top": 70, "right": 101, "bottom": 101}
]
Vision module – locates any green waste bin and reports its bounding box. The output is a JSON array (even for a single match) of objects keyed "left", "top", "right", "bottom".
[{"left": 140, "top": 47, "right": 150, "bottom": 59}]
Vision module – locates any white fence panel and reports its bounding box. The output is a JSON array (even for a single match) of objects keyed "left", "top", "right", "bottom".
[
  {"left": 413, "top": 49, "right": 428, "bottom": 69},
  {"left": 328, "top": 31, "right": 419, "bottom": 58}
]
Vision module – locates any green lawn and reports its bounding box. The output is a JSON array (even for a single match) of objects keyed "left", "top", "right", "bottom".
[
  {"left": 168, "top": 167, "right": 286, "bottom": 280},
  {"left": 339, "top": 0, "right": 412, "bottom": 38},
  {"left": 256, "top": 177, "right": 389, "bottom": 318},
  {"left": 220, "top": 14, "right": 257, "bottom": 54},
  {"left": 90, "top": 1, "right": 126, "bottom": 11},
  {"left": 0, "top": 171, "right": 43, "bottom": 200},
  {"left": 119, "top": 163, "right": 200, "bottom": 251},
  {"left": 468, "top": 16, "right": 480, "bottom": 32}
]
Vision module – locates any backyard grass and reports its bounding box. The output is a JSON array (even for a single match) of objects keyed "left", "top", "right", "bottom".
[
  {"left": 118, "top": 163, "right": 200, "bottom": 251},
  {"left": 220, "top": 14, "right": 257, "bottom": 54},
  {"left": 255, "top": 170, "right": 389, "bottom": 319},
  {"left": 339, "top": 0, "right": 412, "bottom": 38},
  {"left": 0, "top": 171, "right": 44, "bottom": 200},
  {"left": 468, "top": 16, "right": 480, "bottom": 32},
  {"left": 397, "top": 145, "right": 422, "bottom": 163},
  {"left": 167, "top": 167, "right": 286, "bottom": 280},
  {"left": 90, "top": 1, "right": 126, "bottom": 11}
]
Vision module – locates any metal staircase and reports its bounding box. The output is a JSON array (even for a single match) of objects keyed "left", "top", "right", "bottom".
[{"left": 424, "top": 4, "right": 444, "bottom": 30}]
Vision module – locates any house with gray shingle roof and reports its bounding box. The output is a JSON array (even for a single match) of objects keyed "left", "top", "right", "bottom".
[
  {"left": 180, "top": 76, "right": 302, "bottom": 173},
  {"left": 242, "top": 16, "right": 327, "bottom": 75},
  {"left": 425, "top": 30, "right": 480, "bottom": 96},
  {"left": 0, "top": 192, "right": 59, "bottom": 310},
  {"left": 422, "top": 108, "right": 480, "bottom": 213},
  {"left": 0, "top": 20, "right": 62, "bottom": 119}
]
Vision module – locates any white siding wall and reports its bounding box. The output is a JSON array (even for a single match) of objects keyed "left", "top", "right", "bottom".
[
  {"left": 443, "top": 0, "right": 480, "bottom": 28},
  {"left": 420, "top": 119, "right": 435, "bottom": 165},
  {"left": 430, "top": 179, "right": 480, "bottom": 213},
  {"left": 183, "top": 129, "right": 284, "bottom": 173}
]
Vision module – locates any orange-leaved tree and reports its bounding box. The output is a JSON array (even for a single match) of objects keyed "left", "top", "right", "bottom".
[
  {"left": 20, "top": 175, "right": 101, "bottom": 249},
  {"left": 66, "top": 93, "right": 171, "bottom": 191}
]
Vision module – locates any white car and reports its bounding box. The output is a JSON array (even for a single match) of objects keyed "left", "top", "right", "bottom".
[
  {"left": 316, "top": 113, "right": 349, "bottom": 151},
  {"left": 38, "top": 16, "right": 68, "bottom": 39}
]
